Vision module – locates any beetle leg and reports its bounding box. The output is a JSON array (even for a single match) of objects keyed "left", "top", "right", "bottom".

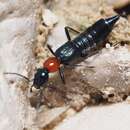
[
  {"left": 59, "top": 66, "right": 65, "bottom": 84},
  {"left": 30, "top": 84, "right": 33, "bottom": 92},
  {"left": 47, "top": 44, "right": 56, "bottom": 56},
  {"left": 65, "top": 26, "right": 80, "bottom": 41},
  {"left": 36, "top": 88, "right": 44, "bottom": 109},
  {"left": 81, "top": 51, "right": 88, "bottom": 57},
  {"left": 65, "top": 63, "right": 94, "bottom": 68}
]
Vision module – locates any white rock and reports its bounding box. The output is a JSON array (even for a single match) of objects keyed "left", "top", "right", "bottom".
[
  {"left": 0, "top": 0, "right": 41, "bottom": 130},
  {"left": 47, "top": 22, "right": 67, "bottom": 51},
  {"left": 42, "top": 9, "right": 58, "bottom": 27}
]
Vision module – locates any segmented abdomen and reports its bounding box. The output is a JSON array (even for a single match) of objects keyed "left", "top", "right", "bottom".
[{"left": 72, "top": 30, "right": 97, "bottom": 54}]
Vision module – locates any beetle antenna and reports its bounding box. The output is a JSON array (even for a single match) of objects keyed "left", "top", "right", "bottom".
[{"left": 4, "top": 72, "right": 31, "bottom": 82}]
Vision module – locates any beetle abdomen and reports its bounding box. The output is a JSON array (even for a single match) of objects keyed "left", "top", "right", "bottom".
[
  {"left": 72, "top": 15, "right": 120, "bottom": 56},
  {"left": 55, "top": 15, "right": 119, "bottom": 64},
  {"left": 72, "top": 33, "right": 95, "bottom": 52}
]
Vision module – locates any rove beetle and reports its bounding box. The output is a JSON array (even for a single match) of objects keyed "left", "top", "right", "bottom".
[{"left": 4, "top": 15, "right": 120, "bottom": 92}]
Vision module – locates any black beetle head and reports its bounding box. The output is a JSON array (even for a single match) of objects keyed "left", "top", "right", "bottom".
[{"left": 33, "top": 68, "right": 49, "bottom": 89}]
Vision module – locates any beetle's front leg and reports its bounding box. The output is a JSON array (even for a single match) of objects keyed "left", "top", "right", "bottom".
[{"left": 59, "top": 66, "right": 65, "bottom": 84}]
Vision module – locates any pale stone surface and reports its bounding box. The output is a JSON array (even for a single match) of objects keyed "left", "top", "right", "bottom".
[
  {"left": 54, "top": 102, "right": 130, "bottom": 130},
  {"left": 35, "top": 106, "right": 69, "bottom": 128},
  {"left": 0, "top": 0, "right": 41, "bottom": 130},
  {"left": 42, "top": 9, "right": 58, "bottom": 27},
  {"left": 0, "top": 1, "right": 69, "bottom": 130}
]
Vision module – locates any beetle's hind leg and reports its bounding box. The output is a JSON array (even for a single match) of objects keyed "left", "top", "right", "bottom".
[
  {"left": 47, "top": 44, "right": 56, "bottom": 56},
  {"left": 64, "top": 26, "right": 80, "bottom": 41},
  {"left": 59, "top": 66, "right": 65, "bottom": 84}
]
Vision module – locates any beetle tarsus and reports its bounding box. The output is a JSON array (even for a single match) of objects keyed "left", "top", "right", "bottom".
[{"left": 30, "top": 85, "right": 33, "bottom": 92}]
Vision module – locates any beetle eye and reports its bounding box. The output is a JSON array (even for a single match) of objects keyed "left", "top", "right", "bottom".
[{"left": 41, "top": 72, "right": 45, "bottom": 76}]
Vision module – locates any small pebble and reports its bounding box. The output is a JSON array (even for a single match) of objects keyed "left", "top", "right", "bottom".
[{"left": 106, "top": 43, "right": 111, "bottom": 49}]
